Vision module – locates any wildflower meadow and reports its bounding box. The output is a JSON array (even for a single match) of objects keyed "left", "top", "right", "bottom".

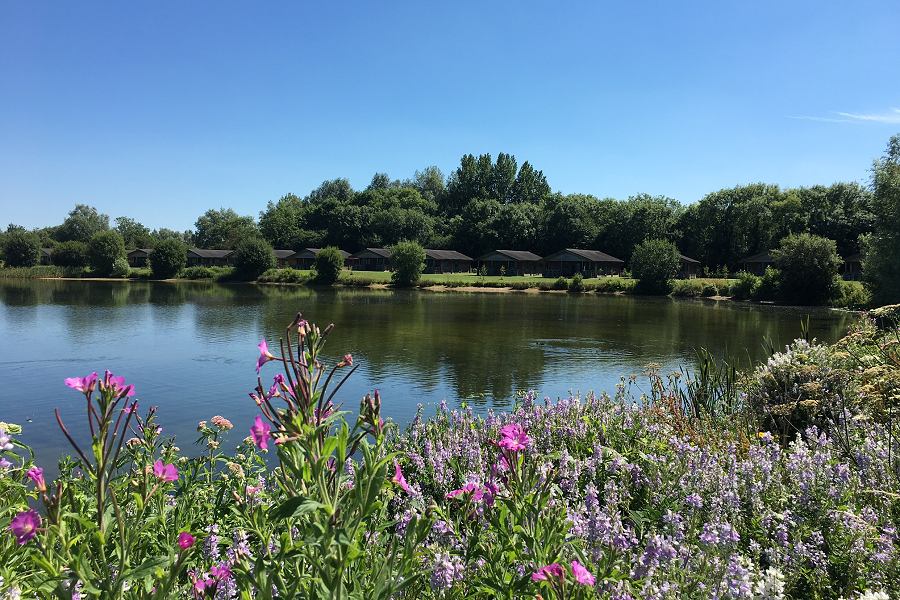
[{"left": 1, "top": 309, "right": 898, "bottom": 599}]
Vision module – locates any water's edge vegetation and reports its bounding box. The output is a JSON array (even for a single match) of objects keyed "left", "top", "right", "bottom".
[{"left": 1, "top": 306, "right": 898, "bottom": 598}]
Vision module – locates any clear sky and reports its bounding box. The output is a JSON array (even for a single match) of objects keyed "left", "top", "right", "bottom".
[{"left": 2, "top": 1, "right": 899, "bottom": 230}]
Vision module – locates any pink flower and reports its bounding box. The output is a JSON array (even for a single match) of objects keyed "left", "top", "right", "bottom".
[
  {"left": 152, "top": 460, "right": 178, "bottom": 482},
  {"left": 177, "top": 531, "right": 195, "bottom": 549},
  {"left": 392, "top": 460, "right": 411, "bottom": 493},
  {"left": 9, "top": 509, "right": 41, "bottom": 545},
  {"left": 446, "top": 482, "right": 482, "bottom": 500},
  {"left": 210, "top": 563, "right": 232, "bottom": 580},
  {"left": 26, "top": 466, "right": 46, "bottom": 492},
  {"left": 338, "top": 353, "right": 353, "bottom": 367},
  {"left": 571, "top": 560, "right": 595, "bottom": 586},
  {"left": 531, "top": 563, "right": 565, "bottom": 582},
  {"left": 250, "top": 415, "right": 271, "bottom": 450},
  {"left": 99, "top": 370, "right": 135, "bottom": 397},
  {"left": 497, "top": 423, "right": 531, "bottom": 452},
  {"left": 64, "top": 372, "right": 98, "bottom": 394},
  {"left": 256, "top": 339, "right": 276, "bottom": 374}
]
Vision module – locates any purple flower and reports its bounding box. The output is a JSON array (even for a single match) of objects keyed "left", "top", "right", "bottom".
[
  {"left": 177, "top": 531, "right": 195, "bottom": 549},
  {"left": 392, "top": 460, "right": 411, "bottom": 493},
  {"left": 497, "top": 423, "right": 530, "bottom": 452},
  {"left": 256, "top": 339, "right": 276, "bottom": 374},
  {"left": 26, "top": 466, "right": 46, "bottom": 492},
  {"left": 250, "top": 415, "right": 271, "bottom": 450},
  {"left": 531, "top": 562, "right": 565, "bottom": 582},
  {"left": 571, "top": 560, "right": 595, "bottom": 586},
  {"left": 9, "top": 509, "right": 40, "bottom": 544},
  {"left": 153, "top": 460, "right": 178, "bottom": 482},
  {"left": 64, "top": 372, "right": 98, "bottom": 394},
  {"left": 99, "top": 370, "right": 135, "bottom": 397}
]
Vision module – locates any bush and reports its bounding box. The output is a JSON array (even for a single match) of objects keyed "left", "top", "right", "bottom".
[
  {"left": 670, "top": 279, "right": 704, "bottom": 297},
  {"left": 111, "top": 257, "right": 130, "bottom": 278},
  {"left": 568, "top": 272, "right": 585, "bottom": 293},
  {"left": 390, "top": 240, "right": 425, "bottom": 287},
  {"left": 701, "top": 282, "right": 718, "bottom": 297},
  {"left": 753, "top": 266, "right": 781, "bottom": 301},
  {"left": 180, "top": 266, "right": 233, "bottom": 280},
  {"left": 831, "top": 279, "right": 871, "bottom": 309},
  {"left": 729, "top": 271, "right": 759, "bottom": 300},
  {"left": 52, "top": 241, "right": 88, "bottom": 268},
  {"left": 258, "top": 268, "right": 310, "bottom": 284},
  {"left": 87, "top": 231, "right": 126, "bottom": 276},
  {"left": 2, "top": 230, "right": 41, "bottom": 267},
  {"left": 313, "top": 246, "right": 345, "bottom": 284},
  {"left": 232, "top": 237, "right": 275, "bottom": 281},
  {"left": 149, "top": 238, "right": 187, "bottom": 279},
  {"left": 772, "top": 233, "right": 842, "bottom": 305},
  {"left": 594, "top": 277, "right": 636, "bottom": 294},
  {"left": 551, "top": 276, "right": 568, "bottom": 290},
  {"left": 631, "top": 238, "right": 680, "bottom": 294}
]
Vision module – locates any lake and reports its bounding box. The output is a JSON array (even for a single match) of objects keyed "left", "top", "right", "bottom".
[{"left": 0, "top": 279, "right": 856, "bottom": 464}]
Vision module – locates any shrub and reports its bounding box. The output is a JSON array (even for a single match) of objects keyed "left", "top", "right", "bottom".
[
  {"left": 772, "top": 233, "right": 842, "bottom": 305},
  {"left": 2, "top": 230, "right": 41, "bottom": 267},
  {"left": 52, "top": 241, "right": 88, "bottom": 268},
  {"left": 631, "top": 238, "right": 680, "bottom": 294},
  {"left": 568, "top": 273, "right": 585, "bottom": 293},
  {"left": 831, "top": 279, "right": 871, "bottom": 309},
  {"left": 111, "top": 257, "right": 130, "bottom": 278},
  {"left": 753, "top": 266, "right": 781, "bottom": 301},
  {"left": 313, "top": 246, "right": 345, "bottom": 284},
  {"left": 180, "top": 266, "right": 233, "bottom": 280},
  {"left": 701, "top": 282, "right": 718, "bottom": 297},
  {"left": 149, "top": 238, "right": 187, "bottom": 279},
  {"left": 670, "top": 279, "right": 704, "bottom": 297},
  {"left": 551, "top": 276, "right": 568, "bottom": 290},
  {"left": 232, "top": 237, "right": 275, "bottom": 281},
  {"left": 729, "top": 271, "right": 759, "bottom": 300},
  {"left": 87, "top": 230, "right": 126, "bottom": 276},
  {"left": 594, "top": 277, "right": 636, "bottom": 294},
  {"left": 258, "top": 268, "right": 310, "bottom": 284},
  {"left": 390, "top": 240, "right": 425, "bottom": 287}
]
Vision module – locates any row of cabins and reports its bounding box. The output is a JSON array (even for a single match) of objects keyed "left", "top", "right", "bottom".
[{"left": 738, "top": 251, "right": 863, "bottom": 281}]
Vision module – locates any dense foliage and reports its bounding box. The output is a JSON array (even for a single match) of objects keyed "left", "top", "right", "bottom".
[
  {"left": 52, "top": 241, "right": 89, "bottom": 268},
  {"left": 232, "top": 237, "right": 275, "bottom": 281},
  {"left": 1, "top": 312, "right": 898, "bottom": 598},
  {"left": 87, "top": 230, "right": 127, "bottom": 276},
  {"left": 1, "top": 230, "right": 41, "bottom": 267},
  {"left": 630, "top": 238, "right": 680, "bottom": 294},
  {"left": 864, "top": 135, "right": 900, "bottom": 305},
  {"left": 390, "top": 241, "right": 426, "bottom": 287},
  {"left": 312, "top": 246, "right": 344, "bottom": 284},
  {"left": 771, "top": 233, "right": 842, "bottom": 305},
  {"left": 149, "top": 238, "right": 187, "bottom": 279}
]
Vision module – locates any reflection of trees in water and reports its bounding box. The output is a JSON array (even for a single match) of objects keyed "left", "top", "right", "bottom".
[{"left": 1, "top": 281, "right": 856, "bottom": 403}]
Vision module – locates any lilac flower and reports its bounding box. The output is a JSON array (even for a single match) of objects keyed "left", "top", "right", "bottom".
[
  {"left": 9, "top": 509, "right": 40, "bottom": 544},
  {"left": 430, "top": 552, "right": 465, "bottom": 590},
  {"left": 0, "top": 428, "right": 14, "bottom": 451}
]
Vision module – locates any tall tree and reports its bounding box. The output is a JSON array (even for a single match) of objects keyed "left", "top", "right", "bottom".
[
  {"left": 864, "top": 134, "right": 900, "bottom": 305},
  {"left": 192, "top": 208, "right": 258, "bottom": 249},
  {"left": 55, "top": 204, "right": 110, "bottom": 243},
  {"left": 114, "top": 216, "right": 153, "bottom": 249}
]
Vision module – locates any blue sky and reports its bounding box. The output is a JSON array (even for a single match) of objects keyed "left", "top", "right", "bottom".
[{"left": 1, "top": 1, "right": 899, "bottom": 230}]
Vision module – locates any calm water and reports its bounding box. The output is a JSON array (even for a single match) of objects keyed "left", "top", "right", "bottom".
[{"left": 0, "top": 279, "right": 855, "bottom": 464}]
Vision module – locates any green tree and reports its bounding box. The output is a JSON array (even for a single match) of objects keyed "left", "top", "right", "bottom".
[
  {"left": 55, "top": 204, "right": 110, "bottom": 243},
  {"left": 232, "top": 237, "right": 275, "bottom": 280},
  {"left": 2, "top": 230, "right": 41, "bottom": 267},
  {"left": 149, "top": 238, "right": 187, "bottom": 279},
  {"left": 772, "top": 233, "right": 842, "bottom": 305},
  {"left": 390, "top": 240, "right": 425, "bottom": 287},
  {"left": 313, "top": 247, "right": 345, "bottom": 284},
  {"left": 87, "top": 231, "right": 126, "bottom": 276},
  {"left": 864, "top": 134, "right": 900, "bottom": 305},
  {"left": 114, "top": 216, "right": 153, "bottom": 249},
  {"left": 53, "top": 241, "right": 89, "bottom": 267},
  {"left": 193, "top": 208, "right": 259, "bottom": 249},
  {"left": 259, "top": 194, "right": 308, "bottom": 249},
  {"left": 630, "top": 238, "right": 680, "bottom": 294}
]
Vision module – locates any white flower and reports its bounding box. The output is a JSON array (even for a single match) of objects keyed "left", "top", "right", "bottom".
[
  {"left": 856, "top": 592, "right": 890, "bottom": 600},
  {"left": 753, "top": 567, "right": 785, "bottom": 599}
]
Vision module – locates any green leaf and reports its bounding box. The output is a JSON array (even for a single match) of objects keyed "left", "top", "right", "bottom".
[
  {"left": 121, "top": 556, "right": 169, "bottom": 581},
  {"left": 270, "top": 495, "right": 326, "bottom": 520}
]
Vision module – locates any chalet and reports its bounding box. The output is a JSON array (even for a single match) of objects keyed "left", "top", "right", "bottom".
[
  {"left": 477, "top": 250, "right": 542, "bottom": 276},
  {"left": 40, "top": 248, "right": 53, "bottom": 265},
  {"left": 349, "top": 248, "right": 392, "bottom": 271},
  {"left": 843, "top": 253, "right": 863, "bottom": 281},
  {"left": 737, "top": 251, "right": 774, "bottom": 276},
  {"left": 679, "top": 254, "right": 701, "bottom": 278},
  {"left": 273, "top": 249, "right": 296, "bottom": 268},
  {"left": 541, "top": 249, "right": 624, "bottom": 277},
  {"left": 288, "top": 248, "right": 352, "bottom": 270},
  {"left": 127, "top": 248, "right": 153, "bottom": 267},
  {"left": 424, "top": 249, "right": 473, "bottom": 274},
  {"left": 186, "top": 248, "right": 233, "bottom": 267}
]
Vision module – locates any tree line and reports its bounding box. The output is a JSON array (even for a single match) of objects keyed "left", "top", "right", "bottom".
[{"left": 3, "top": 136, "right": 899, "bottom": 303}]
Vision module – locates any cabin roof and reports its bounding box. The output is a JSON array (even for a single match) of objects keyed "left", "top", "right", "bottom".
[
  {"left": 188, "top": 248, "right": 234, "bottom": 258},
  {"left": 350, "top": 247, "right": 392, "bottom": 258},
  {"left": 424, "top": 249, "right": 473, "bottom": 261},
  {"left": 739, "top": 251, "right": 774, "bottom": 264},
  {"left": 127, "top": 248, "right": 154, "bottom": 256},
  {"left": 273, "top": 249, "right": 295, "bottom": 259},
  {"left": 479, "top": 250, "right": 542, "bottom": 262},
  {"left": 543, "top": 248, "right": 624, "bottom": 263},
  {"left": 679, "top": 254, "right": 700, "bottom": 264}
]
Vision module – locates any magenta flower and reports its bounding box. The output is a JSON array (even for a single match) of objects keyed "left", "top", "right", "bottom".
[
  {"left": 26, "top": 466, "right": 46, "bottom": 492},
  {"left": 531, "top": 563, "right": 565, "bottom": 582},
  {"left": 256, "top": 339, "right": 276, "bottom": 374},
  {"left": 210, "top": 563, "right": 233, "bottom": 580},
  {"left": 99, "top": 370, "right": 135, "bottom": 397},
  {"left": 392, "top": 460, "right": 412, "bottom": 493},
  {"left": 152, "top": 460, "right": 179, "bottom": 482},
  {"left": 64, "top": 372, "right": 98, "bottom": 394},
  {"left": 571, "top": 560, "right": 595, "bottom": 586},
  {"left": 497, "top": 423, "right": 531, "bottom": 452},
  {"left": 250, "top": 415, "right": 271, "bottom": 450},
  {"left": 9, "top": 509, "right": 41, "bottom": 545},
  {"left": 177, "top": 531, "right": 195, "bottom": 550},
  {"left": 446, "top": 482, "right": 483, "bottom": 500}
]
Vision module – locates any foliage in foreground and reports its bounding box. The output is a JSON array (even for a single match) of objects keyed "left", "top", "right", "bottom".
[{"left": 1, "top": 313, "right": 899, "bottom": 598}]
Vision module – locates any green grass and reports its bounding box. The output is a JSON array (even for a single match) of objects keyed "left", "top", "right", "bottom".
[{"left": 0, "top": 265, "right": 86, "bottom": 278}]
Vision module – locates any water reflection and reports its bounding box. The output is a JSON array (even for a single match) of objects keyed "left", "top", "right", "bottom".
[{"left": 0, "top": 280, "right": 856, "bottom": 462}]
